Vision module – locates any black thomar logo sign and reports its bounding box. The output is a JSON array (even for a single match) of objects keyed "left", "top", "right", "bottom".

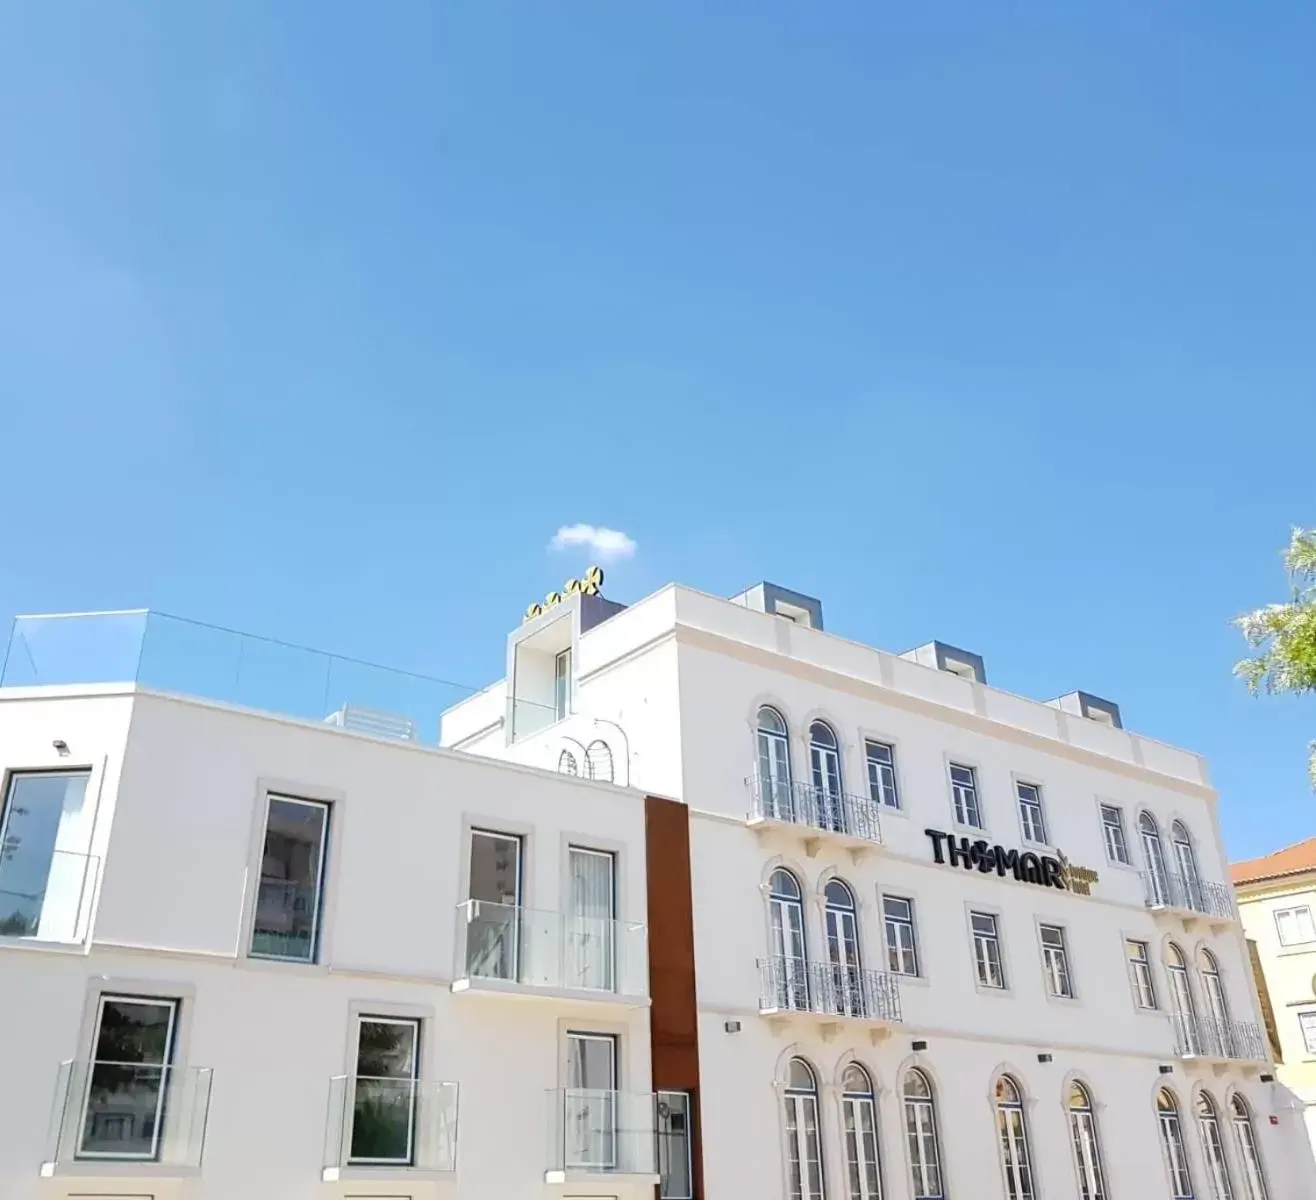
[{"left": 925, "top": 829, "right": 1067, "bottom": 890}]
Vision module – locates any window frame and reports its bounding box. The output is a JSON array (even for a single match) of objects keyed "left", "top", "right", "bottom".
[
  {"left": 782, "top": 1056, "right": 826, "bottom": 1200},
  {"left": 1038, "top": 922, "right": 1076, "bottom": 1000},
  {"left": 1274, "top": 905, "right": 1316, "bottom": 947},
  {"left": 902, "top": 1068, "right": 944, "bottom": 1200},
  {"left": 1014, "top": 779, "right": 1048, "bottom": 846},
  {"left": 863, "top": 738, "right": 901, "bottom": 811},
  {"left": 1125, "top": 938, "right": 1158, "bottom": 1010},
  {"left": 347, "top": 1014, "right": 422, "bottom": 1167},
  {"left": 657, "top": 1089, "right": 694, "bottom": 1200},
  {"left": 1067, "top": 1080, "right": 1107, "bottom": 1200},
  {"left": 882, "top": 893, "right": 921, "bottom": 978},
  {"left": 1098, "top": 802, "right": 1131, "bottom": 866},
  {"left": 1298, "top": 1009, "right": 1316, "bottom": 1056},
  {"left": 1195, "top": 1090, "right": 1234, "bottom": 1200},
  {"left": 839, "top": 1062, "right": 882, "bottom": 1200},
  {"left": 994, "top": 1075, "right": 1037, "bottom": 1200},
  {"left": 948, "top": 761, "right": 984, "bottom": 830},
  {"left": 968, "top": 908, "right": 1007, "bottom": 991},
  {"left": 1157, "top": 1088, "right": 1196, "bottom": 1200},
  {"left": 247, "top": 791, "right": 333, "bottom": 966},
  {"left": 1230, "top": 1094, "right": 1270, "bottom": 1200}
]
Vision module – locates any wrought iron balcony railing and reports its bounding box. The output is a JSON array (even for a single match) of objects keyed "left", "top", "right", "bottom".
[
  {"left": 1169, "top": 1014, "right": 1267, "bottom": 1063},
  {"left": 1140, "top": 870, "right": 1235, "bottom": 921},
  {"left": 746, "top": 777, "right": 883, "bottom": 845},
  {"left": 758, "top": 955, "right": 903, "bottom": 1023}
]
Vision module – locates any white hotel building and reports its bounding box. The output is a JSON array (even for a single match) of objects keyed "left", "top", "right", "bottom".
[{"left": 0, "top": 577, "right": 1312, "bottom": 1200}]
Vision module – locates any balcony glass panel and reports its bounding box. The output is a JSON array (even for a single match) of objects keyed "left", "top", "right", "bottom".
[
  {"left": 323, "top": 1077, "right": 459, "bottom": 1173},
  {"left": 546, "top": 1089, "right": 657, "bottom": 1177}
]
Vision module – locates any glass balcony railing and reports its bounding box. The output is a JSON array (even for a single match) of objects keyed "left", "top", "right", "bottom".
[
  {"left": 546, "top": 1089, "right": 658, "bottom": 1179},
  {"left": 746, "top": 776, "right": 883, "bottom": 844},
  {"left": 758, "top": 956, "right": 903, "bottom": 1023},
  {"left": 323, "top": 1076, "right": 459, "bottom": 1175},
  {"left": 454, "top": 900, "right": 648, "bottom": 998},
  {"left": 42, "top": 1060, "right": 212, "bottom": 1172},
  {"left": 1169, "top": 1014, "right": 1268, "bottom": 1063},
  {"left": 1140, "top": 870, "right": 1235, "bottom": 921},
  {"left": 0, "top": 849, "right": 99, "bottom": 944},
  {"left": 0, "top": 611, "right": 552, "bottom": 747}
]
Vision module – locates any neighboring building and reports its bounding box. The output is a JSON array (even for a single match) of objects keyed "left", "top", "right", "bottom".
[
  {"left": 1233, "top": 837, "right": 1316, "bottom": 1163},
  {"left": 444, "top": 574, "right": 1316, "bottom": 1200},
  {"left": 0, "top": 615, "right": 685, "bottom": 1200}
]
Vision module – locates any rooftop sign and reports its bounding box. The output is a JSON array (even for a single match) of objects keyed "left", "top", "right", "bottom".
[{"left": 524, "top": 565, "right": 605, "bottom": 622}]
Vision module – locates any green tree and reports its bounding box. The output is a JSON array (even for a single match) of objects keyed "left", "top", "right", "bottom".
[{"left": 1235, "top": 527, "right": 1316, "bottom": 785}]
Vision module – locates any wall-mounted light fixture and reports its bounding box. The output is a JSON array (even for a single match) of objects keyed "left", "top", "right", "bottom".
[
  {"left": 1037, "top": 1053, "right": 1053, "bottom": 1064},
  {"left": 911, "top": 1040, "right": 928, "bottom": 1052},
  {"left": 1260, "top": 1073, "right": 1274, "bottom": 1083},
  {"left": 52, "top": 740, "right": 69, "bottom": 757},
  {"left": 1158, "top": 1065, "right": 1174, "bottom": 1075},
  {"left": 724, "top": 1020, "right": 741, "bottom": 1034}
]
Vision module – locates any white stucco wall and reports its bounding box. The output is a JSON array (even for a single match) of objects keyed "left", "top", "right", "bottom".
[{"left": 0, "top": 689, "right": 653, "bottom": 1200}]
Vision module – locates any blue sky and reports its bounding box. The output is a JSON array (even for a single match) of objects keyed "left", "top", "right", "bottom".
[{"left": 1, "top": 3, "right": 1312, "bottom": 859}]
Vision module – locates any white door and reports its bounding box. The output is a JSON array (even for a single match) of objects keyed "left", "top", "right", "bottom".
[
  {"left": 567, "top": 848, "right": 616, "bottom": 991},
  {"left": 826, "top": 904, "right": 863, "bottom": 1017},
  {"left": 466, "top": 831, "right": 521, "bottom": 981},
  {"left": 565, "top": 1033, "right": 617, "bottom": 1170},
  {"left": 770, "top": 895, "right": 808, "bottom": 1010},
  {"left": 1174, "top": 830, "right": 1202, "bottom": 909},
  {"left": 1141, "top": 822, "right": 1171, "bottom": 905},
  {"left": 1169, "top": 966, "right": 1200, "bottom": 1052},
  {"left": 784, "top": 1090, "right": 824, "bottom": 1200},
  {"left": 842, "top": 1093, "right": 882, "bottom": 1200},
  {"left": 758, "top": 728, "right": 793, "bottom": 820},
  {"left": 810, "top": 742, "right": 844, "bottom": 831}
]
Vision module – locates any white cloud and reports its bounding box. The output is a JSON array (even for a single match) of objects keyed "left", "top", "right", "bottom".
[{"left": 550, "top": 523, "right": 637, "bottom": 561}]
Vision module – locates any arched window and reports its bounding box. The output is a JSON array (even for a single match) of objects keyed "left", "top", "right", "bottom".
[
  {"left": 1157, "top": 1089, "right": 1195, "bottom": 1200},
  {"left": 1140, "top": 813, "right": 1171, "bottom": 907},
  {"left": 585, "top": 739, "right": 614, "bottom": 783},
  {"left": 841, "top": 1063, "right": 881, "bottom": 1200},
  {"left": 1172, "top": 821, "right": 1203, "bottom": 910},
  {"left": 1166, "top": 942, "right": 1201, "bottom": 1055},
  {"left": 1230, "top": 1095, "right": 1270, "bottom": 1200},
  {"left": 903, "top": 1069, "right": 944, "bottom": 1199},
  {"left": 557, "top": 749, "right": 579, "bottom": 776},
  {"left": 757, "top": 707, "right": 793, "bottom": 821},
  {"left": 824, "top": 880, "right": 863, "bottom": 1018},
  {"left": 995, "top": 1075, "right": 1036, "bottom": 1200},
  {"left": 1068, "top": 1081, "right": 1107, "bottom": 1200},
  {"left": 767, "top": 870, "right": 808, "bottom": 1012},
  {"left": 1197, "top": 948, "right": 1234, "bottom": 1058},
  {"left": 1196, "top": 1091, "right": 1234, "bottom": 1200},
  {"left": 783, "top": 1058, "right": 824, "bottom": 1200},
  {"left": 808, "top": 720, "right": 845, "bottom": 833}
]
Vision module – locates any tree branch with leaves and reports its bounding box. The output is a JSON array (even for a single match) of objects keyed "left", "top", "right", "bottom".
[{"left": 1235, "top": 527, "right": 1316, "bottom": 785}]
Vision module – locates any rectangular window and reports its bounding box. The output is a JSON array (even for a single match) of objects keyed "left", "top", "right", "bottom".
[
  {"left": 0, "top": 770, "right": 93, "bottom": 941},
  {"left": 349, "top": 1017, "right": 420, "bottom": 1165},
  {"left": 554, "top": 648, "right": 573, "bottom": 721},
  {"left": 657, "top": 1090, "right": 693, "bottom": 1200},
  {"left": 1016, "top": 782, "right": 1047, "bottom": 844},
  {"left": 465, "top": 829, "right": 523, "bottom": 981},
  {"left": 1126, "top": 939, "right": 1158, "bottom": 1009},
  {"left": 1275, "top": 905, "right": 1316, "bottom": 947},
  {"left": 950, "top": 764, "right": 982, "bottom": 829},
  {"left": 1100, "top": 804, "right": 1130, "bottom": 865},
  {"left": 1039, "top": 924, "right": 1073, "bottom": 998},
  {"left": 565, "top": 1032, "right": 619, "bottom": 1171},
  {"left": 1300, "top": 1011, "right": 1316, "bottom": 1056},
  {"left": 79, "top": 995, "right": 179, "bottom": 1161},
  {"left": 970, "top": 911, "right": 1005, "bottom": 989},
  {"left": 251, "top": 795, "right": 330, "bottom": 963},
  {"left": 865, "top": 741, "right": 900, "bottom": 810},
  {"left": 883, "top": 895, "right": 920, "bottom": 977}
]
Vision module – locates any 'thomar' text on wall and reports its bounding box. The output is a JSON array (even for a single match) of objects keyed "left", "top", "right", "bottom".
[{"left": 925, "top": 828, "right": 1067, "bottom": 889}]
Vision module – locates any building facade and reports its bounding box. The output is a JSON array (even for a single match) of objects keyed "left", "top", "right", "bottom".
[
  {"left": 443, "top": 574, "right": 1316, "bottom": 1200},
  {"left": 0, "top": 676, "right": 673, "bottom": 1200},
  {"left": 1232, "top": 838, "right": 1316, "bottom": 1165}
]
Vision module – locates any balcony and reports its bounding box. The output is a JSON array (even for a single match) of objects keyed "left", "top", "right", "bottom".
[
  {"left": 41, "top": 1060, "right": 212, "bottom": 1177},
  {"left": 1140, "top": 871, "right": 1235, "bottom": 926},
  {"left": 1169, "top": 1015, "right": 1268, "bottom": 1071},
  {"left": 544, "top": 1089, "right": 659, "bottom": 1186},
  {"left": 758, "top": 956, "right": 903, "bottom": 1043},
  {"left": 452, "top": 901, "right": 648, "bottom": 1004},
  {"left": 745, "top": 777, "right": 883, "bottom": 859},
  {"left": 0, "top": 848, "right": 99, "bottom": 945},
  {"left": 322, "top": 1076, "right": 459, "bottom": 1181}
]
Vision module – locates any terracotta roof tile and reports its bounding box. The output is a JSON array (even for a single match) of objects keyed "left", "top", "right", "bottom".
[{"left": 1231, "top": 837, "right": 1316, "bottom": 886}]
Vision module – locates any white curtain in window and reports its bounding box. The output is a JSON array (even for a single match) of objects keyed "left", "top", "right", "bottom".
[{"left": 567, "top": 849, "right": 616, "bottom": 991}]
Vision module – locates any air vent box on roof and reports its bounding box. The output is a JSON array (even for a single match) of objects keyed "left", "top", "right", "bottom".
[{"left": 900, "top": 641, "right": 987, "bottom": 685}]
